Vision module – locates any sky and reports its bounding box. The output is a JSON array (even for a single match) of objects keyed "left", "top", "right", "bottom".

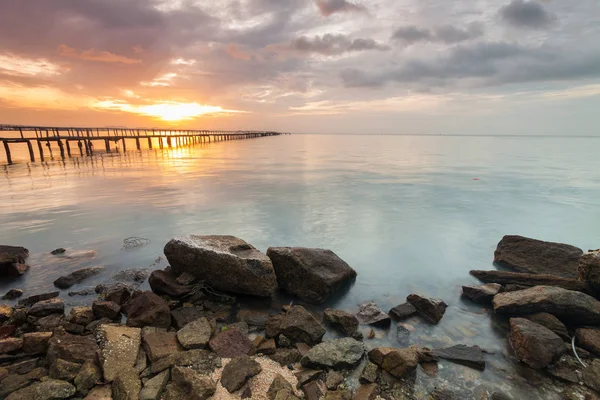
[{"left": 0, "top": 0, "right": 599, "bottom": 135}]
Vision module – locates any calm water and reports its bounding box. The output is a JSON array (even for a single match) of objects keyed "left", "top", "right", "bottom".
[{"left": 2, "top": 134, "right": 600, "bottom": 398}]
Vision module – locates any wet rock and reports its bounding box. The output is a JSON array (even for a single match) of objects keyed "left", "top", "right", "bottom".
[
  {"left": 267, "top": 374, "right": 294, "bottom": 400},
  {"left": 0, "top": 338, "right": 23, "bottom": 354},
  {"left": 68, "top": 306, "right": 95, "bottom": 326},
  {"left": 396, "top": 324, "right": 411, "bottom": 346},
  {"left": 579, "top": 250, "right": 600, "bottom": 291},
  {"left": 112, "top": 367, "right": 141, "bottom": 400},
  {"left": 257, "top": 338, "right": 277, "bottom": 355},
  {"left": 266, "top": 247, "right": 357, "bottom": 304},
  {"left": 237, "top": 309, "right": 270, "bottom": 328},
  {"left": 112, "top": 268, "right": 149, "bottom": 283},
  {"left": 221, "top": 356, "right": 262, "bottom": 393},
  {"left": 97, "top": 325, "right": 141, "bottom": 382},
  {"left": 23, "top": 331, "right": 53, "bottom": 354},
  {"left": 177, "top": 317, "right": 212, "bottom": 350},
  {"left": 143, "top": 330, "right": 182, "bottom": 362},
  {"left": 407, "top": 294, "right": 447, "bottom": 324},
  {"left": 29, "top": 298, "right": 65, "bottom": 317},
  {"left": 493, "top": 286, "right": 600, "bottom": 325},
  {"left": 104, "top": 284, "right": 134, "bottom": 305},
  {"left": 122, "top": 291, "right": 170, "bottom": 328},
  {"left": 360, "top": 361, "right": 379, "bottom": 383},
  {"left": 53, "top": 266, "right": 104, "bottom": 289},
  {"left": 504, "top": 284, "right": 531, "bottom": 292},
  {"left": 326, "top": 371, "right": 344, "bottom": 390},
  {"left": 142, "top": 349, "right": 221, "bottom": 378},
  {"left": 51, "top": 248, "right": 66, "bottom": 255},
  {"left": 140, "top": 369, "right": 169, "bottom": 400},
  {"left": 324, "top": 309, "right": 359, "bottom": 336},
  {"left": 2, "top": 289, "right": 23, "bottom": 300},
  {"left": 356, "top": 302, "right": 391, "bottom": 327},
  {"left": 461, "top": 284, "right": 502, "bottom": 303},
  {"left": 301, "top": 338, "right": 364, "bottom": 370},
  {"left": 18, "top": 291, "right": 59, "bottom": 306},
  {"left": 433, "top": 345, "right": 485, "bottom": 370},
  {"left": 576, "top": 327, "right": 600, "bottom": 356},
  {"left": 509, "top": 317, "right": 565, "bottom": 369},
  {"left": 209, "top": 328, "right": 252, "bottom": 358},
  {"left": 148, "top": 269, "right": 193, "bottom": 298},
  {"left": 0, "top": 304, "right": 12, "bottom": 323},
  {"left": 170, "top": 365, "right": 216, "bottom": 399},
  {"left": 524, "top": 312, "right": 569, "bottom": 341},
  {"left": 471, "top": 270, "right": 591, "bottom": 294},
  {"left": 269, "top": 348, "right": 301, "bottom": 366},
  {"left": 50, "top": 358, "right": 81, "bottom": 381},
  {"left": 0, "top": 245, "right": 29, "bottom": 277},
  {"left": 354, "top": 384, "right": 379, "bottom": 400},
  {"left": 494, "top": 235, "right": 583, "bottom": 278},
  {"left": 302, "top": 380, "right": 327, "bottom": 400},
  {"left": 389, "top": 303, "right": 417, "bottom": 320},
  {"left": 92, "top": 301, "right": 121, "bottom": 320},
  {"left": 368, "top": 346, "right": 419, "bottom": 378},
  {"left": 6, "top": 378, "right": 75, "bottom": 400},
  {"left": 164, "top": 235, "right": 278, "bottom": 297},
  {"left": 74, "top": 360, "right": 101, "bottom": 396}
]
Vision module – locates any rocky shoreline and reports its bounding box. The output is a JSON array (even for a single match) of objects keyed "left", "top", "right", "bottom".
[{"left": 0, "top": 235, "right": 599, "bottom": 399}]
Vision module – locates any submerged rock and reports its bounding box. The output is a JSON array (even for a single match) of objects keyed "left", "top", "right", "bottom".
[
  {"left": 2, "top": 289, "right": 23, "bottom": 300},
  {"left": 0, "top": 245, "right": 29, "bottom": 277},
  {"left": 53, "top": 266, "right": 104, "bottom": 289},
  {"left": 301, "top": 337, "right": 364, "bottom": 370},
  {"left": 266, "top": 247, "right": 357, "bottom": 304},
  {"left": 494, "top": 235, "right": 582, "bottom": 278},
  {"left": 356, "top": 302, "right": 391, "bottom": 327},
  {"left": 112, "top": 268, "right": 149, "bottom": 283},
  {"left": 324, "top": 309, "right": 359, "bottom": 336},
  {"left": 221, "top": 356, "right": 262, "bottom": 393},
  {"left": 433, "top": 345, "right": 485, "bottom": 370},
  {"left": 407, "top": 294, "right": 447, "bottom": 324},
  {"left": 509, "top": 317, "right": 565, "bottom": 369},
  {"left": 461, "top": 284, "right": 502, "bottom": 303},
  {"left": 164, "top": 235, "right": 278, "bottom": 297}
]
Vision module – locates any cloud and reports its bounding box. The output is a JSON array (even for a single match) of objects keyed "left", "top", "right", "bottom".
[
  {"left": 58, "top": 45, "right": 141, "bottom": 64},
  {"left": 499, "top": 0, "right": 556, "bottom": 29},
  {"left": 315, "top": 0, "right": 367, "bottom": 17},
  {"left": 287, "top": 34, "right": 389, "bottom": 56},
  {"left": 392, "top": 23, "right": 484, "bottom": 44}
]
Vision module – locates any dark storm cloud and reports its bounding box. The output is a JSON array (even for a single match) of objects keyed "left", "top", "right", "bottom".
[
  {"left": 499, "top": 0, "right": 556, "bottom": 29},
  {"left": 289, "top": 34, "right": 389, "bottom": 55},
  {"left": 315, "top": 0, "right": 367, "bottom": 17},
  {"left": 392, "top": 23, "right": 484, "bottom": 44}
]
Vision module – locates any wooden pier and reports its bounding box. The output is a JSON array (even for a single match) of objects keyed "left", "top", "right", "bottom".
[{"left": 0, "top": 125, "right": 285, "bottom": 164}]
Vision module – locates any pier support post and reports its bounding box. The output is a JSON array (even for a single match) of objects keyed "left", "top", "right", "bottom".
[
  {"left": 78, "top": 141, "right": 84, "bottom": 156},
  {"left": 122, "top": 138, "right": 127, "bottom": 152},
  {"left": 167, "top": 137, "right": 172, "bottom": 148},
  {"left": 57, "top": 140, "right": 65, "bottom": 159},
  {"left": 2, "top": 141, "right": 12, "bottom": 164},
  {"left": 66, "top": 141, "right": 72, "bottom": 157},
  {"left": 105, "top": 139, "right": 111, "bottom": 153},
  {"left": 148, "top": 137, "right": 152, "bottom": 149},
  {"left": 159, "top": 138, "right": 164, "bottom": 149},
  {"left": 37, "top": 141, "right": 45, "bottom": 161},
  {"left": 27, "top": 141, "right": 35, "bottom": 162},
  {"left": 136, "top": 137, "right": 141, "bottom": 151}
]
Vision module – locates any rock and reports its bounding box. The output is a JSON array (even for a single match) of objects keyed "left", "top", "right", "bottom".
[
  {"left": 85, "top": 318, "right": 113, "bottom": 334},
  {"left": 164, "top": 235, "right": 278, "bottom": 297},
  {"left": 47, "top": 331, "right": 98, "bottom": 365},
  {"left": 360, "top": 361, "right": 378, "bottom": 383},
  {"left": 300, "top": 338, "right": 364, "bottom": 370},
  {"left": 122, "top": 291, "right": 170, "bottom": 328},
  {"left": 112, "top": 367, "right": 141, "bottom": 400},
  {"left": 508, "top": 317, "right": 565, "bottom": 369},
  {"left": 494, "top": 235, "right": 583, "bottom": 278},
  {"left": 579, "top": 250, "right": 600, "bottom": 290},
  {"left": 171, "top": 307, "right": 208, "bottom": 330},
  {"left": 221, "top": 356, "right": 262, "bottom": 393},
  {"left": 324, "top": 309, "right": 359, "bottom": 335},
  {"left": 97, "top": 325, "right": 141, "bottom": 382},
  {"left": 112, "top": 268, "right": 149, "bottom": 283},
  {"left": 524, "top": 312, "right": 569, "bottom": 341},
  {"left": 68, "top": 288, "right": 96, "bottom": 297},
  {"left": 576, "top": 328, "right": 600, "bottom": 356},
  {"left": 356, "top": 302, "right": 391, "bottom": 327},
  {"left": 462, "top": 284, "right": 502, "bottom": 303},
  {"left": 267, "top": 374, "right": 294, "bottom": 400},
  {"left": 493, "top": 286, "right": 600, "bottom": 325},
  {"left": 2, "top": 289, "right": 23, "bottom": 300},
  {"left": 54, "top": 267, "right": 104, "bottom": 289},
  {"left": 140, "top": 369, "right": 169, "bottom": 400},
  {"left": 0, "top": 338, "right": 23, "bottom": 354},
  {"left": 396, "top": 324, "right": 411, "bottom": 346},
  {"left": 302, "top": 380, "right": 327, "bottom": 400},
  {"left": 170, "top": 365, "right": 216, "bottom": 400},
  {"left": 0, "top": 245, "right": 29, "bottom": 277},
  {"left": 23, "top": 332, "right": 53, "bottom": 354},
  {"left": 470, "top": 270, "right": 592, "bottom": 294},
  {"left": 266, "top": 314, "right": 284, "bottom": 338},
  {"left": 228, "top": 321, "right": 249, "bottom": 335},
  {"left": 6, "top": 379, "right": 75, "bottom": 400},
  {"left": 177, "top": 317, "right": 213, "bottom": 350},
  {"left": 237, "top": 309, "right": 270, "bottom": 328},
  {"left": 275, "top": 306, "right": 326, "bottom": 345},
  {"left": 0, "top": 305, "right": 12, "bottom": 324},
  {"left": 135, "top": 348, "right": 148, "bottom": 375},
  {"left": 74, "top": 360, "right": 102, "bottom": 396},
  {"left": 103, "top": 284, "right": 134, "bottom": 305},
  {"left": 4, "top": 358, "right": 38, "bottom": 375},
  {"left": 63, "top": 322, "right": 85, "bottom": 335},
  {"left": 142, "top": 331, "right": 182, "bottom": 362},
  {"left": 266, "top": 247, "right": 357, "bottom": 304},
  {"left": 354, "top": 384, "right": 379, "bottom": 400},
  {"left": 50, "top": 358, "right": 81, "bottom": 380},
  {"left": 0, "top": 367, "right": 46, "bottom": 398},
  {"left": 0, "top": 325, "right": 15, "bottom": 340},
  {"left": 142, "top": 349, "right": 221, "bottom": 378},
  {"left": 582, "top": 359, "right": 600, "bottom": 392},
  {"left": 176, "top": 272, "right": 196, "bottom": 286},
  {"left": 389, "top": 303, "right": 417, "bottom": 320},
  {"left": 407, "top": 294, "right": 447, "bottom": 324},
  {"left": 209, "top": 328, "right": 252, "bottom": 358},
  {"left": 92, "top": 301, "right": 121, "bottom": 320},
  {"left": 35, "top": 314, "right": 65, "bottom": 331},
  {"left": 29, "top": 298, "right": 65, "bottom": 317},
  {"left": 18, "top": 291, "right": 59, "bottom": 306},
  {"left": 368, "top": 346, "right": 419, "bottom": 378},
  {"left": 51, "top": 248, "right": 66, "bottom": 255},
  {"left": 148, "top": 269, "right": 193, "bottom": 298},
  {"left": 257, "top": 339, "right": 277, "bottom": 355},
  {"left": 294, "top": 369, "right": 325, "bottom": 388},
  {"left": 278, "top": 335, "right": 292, "bottom": 348},
  {"left": 432, "top": 345, "right": 485, "bottom": 370},
  {"left": 326, "top": 371, "right": 344, "bottom": 390},
  {"left": 546, "top": 354, "right": 582, "bottom": 384},
  {"left": 68, "top": 307, "right": 95, "bottom": 326},
  {"left": 269, "top": 348, "right": 301, "bottom": 366}
]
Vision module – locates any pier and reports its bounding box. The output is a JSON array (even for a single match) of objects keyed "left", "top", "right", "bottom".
[{"left": 0, "top": 125, "right": 285, "bottom": 164}]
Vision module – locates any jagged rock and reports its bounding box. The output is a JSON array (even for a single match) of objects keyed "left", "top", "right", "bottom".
[
  {"left": 471, "top": 270, "right": 591, "bottom": 294},
  {"left": 63, "top": 322, "right": 85, "bottom": 335},
  {"left": 92, "top": 301, "right": 121, "bottom": 320},
  {"left": 257, "top": 339, "right": 277, "bottom": 355},
  {"left": 509, "top": 317, "right": 565, "bottom": 369},
  {"left": 269, "top": 348, "right": 301, "bottom": 366},
  {"left": 164, "top": 235, "right": 278, "bottom": 297},
  {"left": 267, "top": 374, "right": 294, "bottom": 400},
  {"left": 143, "top": 330, "right": 182, "bottom": 362},
  {"left": 524, "top": 312, "right": 569, "bottom": 341},
  {"left": 221, "top": 356, "right": 262, "bottom": 393},
  {"left": 302, "top": 380, "right": 327, "bottom": 400},
  {"left": 294, "top": 369, "right": 325, "bottom": 388},
  {"left": 407, "top": 294, "right": 447, "bottom": 324},
  {"left": 576, "top": 327, "right": 600, "bottom": 356},
  {"left": 112, "top": 268, "right": 149, "bottom": 283},
  {"left": 368, "top": 346, "right": 419, "bottom": 378},
  {"left": 122, "top": 291, "right": 170, "bottom": 328},
  {"left": 360, "top": 361, "right": 378, "bottom": 383},
  {"left": 23, "top": 332, "right": 52, "bottom": 354},
  {"left": 278, "top": 335, "right": 292, "bottom": 348},
  {"left": 579, "top": 250, "right": 600, "bottom": 291},
  {"left": 494, "top": 235, "right": 583, "bottom": 278},
  {"left": 142, "top": 349, "right": 221, "bottom": 377},
  {"left": 389, "top": 303, "right": 417, "bottom": 320},
  {"left": 0, "top": 367, "right": 47, "bottom": 398},
  {"left": 50, "top": 358, "right": 81, "bottom": 381},
  {"left": 140, "top": 369, "right": 170, "bottom": 400},
  {"left": 85, "top": 318, "right": 113, "bottom": 334},
  {"left": 582, "top": 359, "right": 600, "bottom": 393},
  {"left": 35, "top": 314, "right": 65, "bottom": 331},
  {"left": 54, "top": 267, "right": 104, "bottom": 289},
  {"left": 5, "top": 378, "right": 75, "bottom": 400},
  {"left": 2, "top": 289, "right": 23, "bottom": 300},
  {"left": 148, "top": 269, "right": 193, "bottom": 298},
  {"left": 47, "top": 331, "right": 98, "bottom": 365},
  {"left": 547, "top": 354, "right": 583, "bottom": 384},
  {"left": 74, "top": 360, "right": 101, "bottom": 396},
  {"left": 97, "top": 325, "right": 141, "bottom": 382},
  {"left": 68, "top": 307, "right": 95, "bottom": 326},
  {"left": 0, "top": 338, "right": 23, "bottom": 354},
  {"left": 4, "top": 358, "right": 38, "bottom": 375},
  {"left": 325, "top": 371, "right": 344, "bottom": 390},
  {"left": 29, "top": 298, "right": 65, "bottom": 317},
  {"left": 301, "top": 338, "right": 364, "bottom": 370},
  {"left": 112, "top": 367, "right": 141, "bottom": 400},
  {"left": 266, "top": 247, "right": 357, "bottom": 304},
  {"left": 209, "top": 328, "right": 252, "bottom": 358},
  {"left": 170, "top": 365, "right": 216, "bottom": 399},
  {"left": 356, "top": 302, "right": 391, "bottom": 327},
  {"left": 275, "top": 306, "right": 326, "bottom": 345},
  {"left": 354, "top": 384, "right": 379, "bottom": 400},
  {"left": 177, "top": 317, "right": 213, "bottom": 350},
  {"left": 462, "top": 284, "right": 502, "bottom": 303},
  {"left": 0, "top": 245, "right": 29, "bottom": 277},
  {"left": 18, "top": 291, "right": 59, "bottom": 306},
  {"left": 324, "top": 309, "right": 359, "bottom": 335},
  {"left": 237, "top": 309, "right": 270, "bottom": 328},
  {"left": 266, "top": 314, "right": 284, "bottom": 338},
  {"left": 104, "top": 284, "right": 134, "bottom": 305},
  {"left": 433, "top": 345, "right": 485, "bottom": 370},
  {"left": 494, "top": 286, "right": 600, "bottom": 325},
  {"left": 171, "top": 307, "right": 208, "bottom": 330},
  {"left": 396, "top": 324, "right": 410, "bottom": 346}
]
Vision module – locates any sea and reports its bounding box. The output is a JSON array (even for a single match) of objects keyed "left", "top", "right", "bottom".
[{"left": 1, "top": 133, "right": 600, "bottom": 398}]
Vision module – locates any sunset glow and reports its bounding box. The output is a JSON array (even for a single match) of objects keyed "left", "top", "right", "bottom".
[{"left": 94, "top": 100, "right": 239, "bottom": 121}]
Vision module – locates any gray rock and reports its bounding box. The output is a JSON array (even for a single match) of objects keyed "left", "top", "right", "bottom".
[
  {"left": 389, "top": 303, "right": 417, "bottom": 320},
  {"left": 142, "top": 349, "right": 221, "bottom": 378},
  {"left": 432, "top": 345, "right": 485, "bottom": 370},
  {"left": 221, "top": 356, "right": 262, "bottom": 393},
  {"left": 74, "top": 360, "right": 101, "bottom": 396},
  {"left": 53, "top": 267, "right": 104, "bottom": 289},
  {"left": 112, "top": 268, "right": 149, "bottom": 283},
  {"left": 164, "top": 235, "right": 277, "bottom": 297},
  {"left": 582, "top": 359, "right": 600, "bottom": 392},
  {"left": 356, "top": 302, "right": 391, "bottom": 327},
  {"left": 177, "top": 317, "right": 213, "bottom": 350},
  {"left": 277, "top": 306, "right": 326, "bottom": 345},
  {"left": 35, "top": 314, "right": 65, "bottom": 331},
  {"left": 360, "top": 361, "right": 378, "bottom": 384},
  {"left": 324, "top": 309, "right": 359, "bottom": 336},
  {"left": 325, "top": 371, "right": 344, "bottom": 390},
  {"left": 407, "top": 294, "right": 447, "bottom": 324},
  {"left": 140, "top": 369, "right": 170, "bottom": 400},
  {"left": 575, "top": 327, "right": 600, "bottom": 356},
  {"left": 462, "top": 284, "right": 502, "bottom": 303},
  {"left": 237, "top": 309, "right": 270, "bottom": 328},
  {"left": 49, "top": 358, "right": 81, "bottom": 380},
  {"left": 266, "top": 247, "right": 357, "bottom": 304},
  {"left": 97, "top": 325, "right": 141, "bottom": 382},
  {"left": 29, "top": 298, "right": 65, "bottom": 317},
  {"left": 269, "top": 348, "right": 301, "bottom": 366},
  {"left": 470, "top": 270, "right": 591, "bottom": 294},
  {"left": 301, "top": 338, "right": 364, "bottom": 370},
  {"left": 509, "top": 317, "right": 565, "bottom": 369},
  {"left": 0, "top": 245, "right": 29, "bottom": 277}
]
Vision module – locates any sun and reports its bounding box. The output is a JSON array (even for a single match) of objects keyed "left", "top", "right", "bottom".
[{"left": 137, "top": 103, "right": 226, "bottom": 121}]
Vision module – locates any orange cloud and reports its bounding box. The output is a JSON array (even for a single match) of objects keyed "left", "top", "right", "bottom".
[
  {"left": 226, "top": 44, "right": 251, "bottom": 61},
  {"left": 58, "top": 44, "right": 141, "bottom": 64}
]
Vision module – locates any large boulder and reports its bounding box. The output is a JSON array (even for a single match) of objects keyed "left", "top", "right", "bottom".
[
  {"left": 493, "top": 286, "right": 600, "bottom": 325},
  {"left": 494, "top": 235, "right": 583, "bottom": 278},
  {"left": 122, "top": 291, "right": 171, "bottom": 328},
  {"left": 509, "top": 318, "right": 565, "bottom": 369},
  {"left": 300, "top": 338, "right": 364, "bottom": 370},
  {"left": 164, "top": 235, "right": 277, "bottom": 297},
  {"left": 368, "top": 346, "right": 419, "bottom": 378},
  {"left": 221, "top": 356, "right": 262, "bottom": 393},
  {"left": 272, "top": 306, "right": 326, "bottom": 345},
  {"left": 407, "top": 294, "right": 447, "bottom": 324},
  {"left": 579, "top": 250, "right": 600, "bottom": 291},
  {"left": 0, "top": 246, "right": 29, "bottom": 277},
  {"left": 266, "top": 247, "right": 357, "bottom": 304},
  {"left": 53, "top": 266, "right": 104, "bottom": 289}
]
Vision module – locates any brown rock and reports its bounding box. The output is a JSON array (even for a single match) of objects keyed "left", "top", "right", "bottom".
[
  {"left": 576, "top": 327, "right": 600, "bottom": 356},
  {"left": 267, "top": 374, "right": 294, "bottom": 400},
  {"left": 143, "top": 330, "right": 182, "bottom": 362},
  {"left": 269, "top": 348, "right": 301, "bottom": 366},
  {"left": 75, "top": 360, "right": 102, "bottom": 396},
  {"left": 176, "top": 317, "right": 213, "bottom": 350},
  {"left": 407, "top": 294, "right": 447, "bottom": 324},
  {"left": 18, "top": 291, "right": 59, "bottom": 306},
  {"left": 148, "top": 269, "right": 193, "bottom": 298},
  {"left": 49, "top": 358, "right": 81, "bottom": 381},
  {"left": 28, "top": 298, "right": 65, "bottom": 317},
  {"left": 354, "top": 383, "right": 379, "bottom": 400},
  {"left": 97, "top": 325, "right": 141, "bottom": 383},
  {"left": 257, "top": 339, "right": 277, "bottom": 355},
  {"left": 325, "top": 371, "right": 344, "bottom": 390},
  {"left": 209, "top": 328, "right": 252, "bottom": 358},
  {"left": 368, "top": 346, "right": 419, "bottom": 378},
  {"left": 142, "top": 349, "right": 221, "bottom": 378},
  {"left": 0, "top": 245, "right": 29, "bottom": 277},
  {"left": 112, "top": 367, "right": 141, "bottom": 400},
  {"left": 68, "top": 306, "right": 95, "bottom": 326},
  {"left": 35, "top": 313, "right": 65, "bottom": 331},
  {"left": 432, "top": 345, "right": 485, "bottom": 370},
  {"left": 171, "top": 306, "right": 210, "bottom": 330},
  {"left": 93, "top": 301, "right": 121, "bottom": 320},
  {"left": 324, "top": 309, "right": 359, "bottom": 335},
  {"left": 23, "top": 332, "right": 53, "bottom": 354},
  {"left": 579, "top": 250, "right": 600, "bottom": 291},
  {"left": 6, "top": 378, "right": 75, "bottom": 400},
  {"left": 461, "top": 284, "right": 502, "bottom": 303},
  {"left": 509, "top": 317, "right": 565, "bottom": 369},
  {"left": 277, "top": 306, "right": 326, "bottom": 345},
  {"left": 171, "top": 365, "right": 216, "bottom": 400},
  {"left": 471, "top": 270, "right": 592, "bottom": 294},
  {"left": 301, "top": 380, "right": 327, "bottom": 400},
  {"left": 2, "top": 289, "right": 23, "bottom": 300},
  {"left": 389, "top": 303, "right": 417, "bottom": 320},
  {"left": 54, "top": 266, "right": 104, "bottom": 289},
  {"left": 139, "top": 369, "right": 169, "bottom": 400},
  {"left": 0, "top": 338, "right": 23, "bottom": 354},
  {"left": 0, "top": 325, "right": 15, "bottom": 339},
  {"left": 47, "top": 331, "right": 99, "bottom": 365},
  {"left": 221, "top": 356, "right": 262, "bottom": 393},
  {"left": 524, "top": 312, "right": 569, "bottom": 341},
  {"left": 123, "top": 291, "right": 170, "bottom": 329},
  {"left": 237, "top": 309, "right": 270, "bottom": 328},
  {"left": 0, "top": 304, "right": 13, "bottom": 323}
]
